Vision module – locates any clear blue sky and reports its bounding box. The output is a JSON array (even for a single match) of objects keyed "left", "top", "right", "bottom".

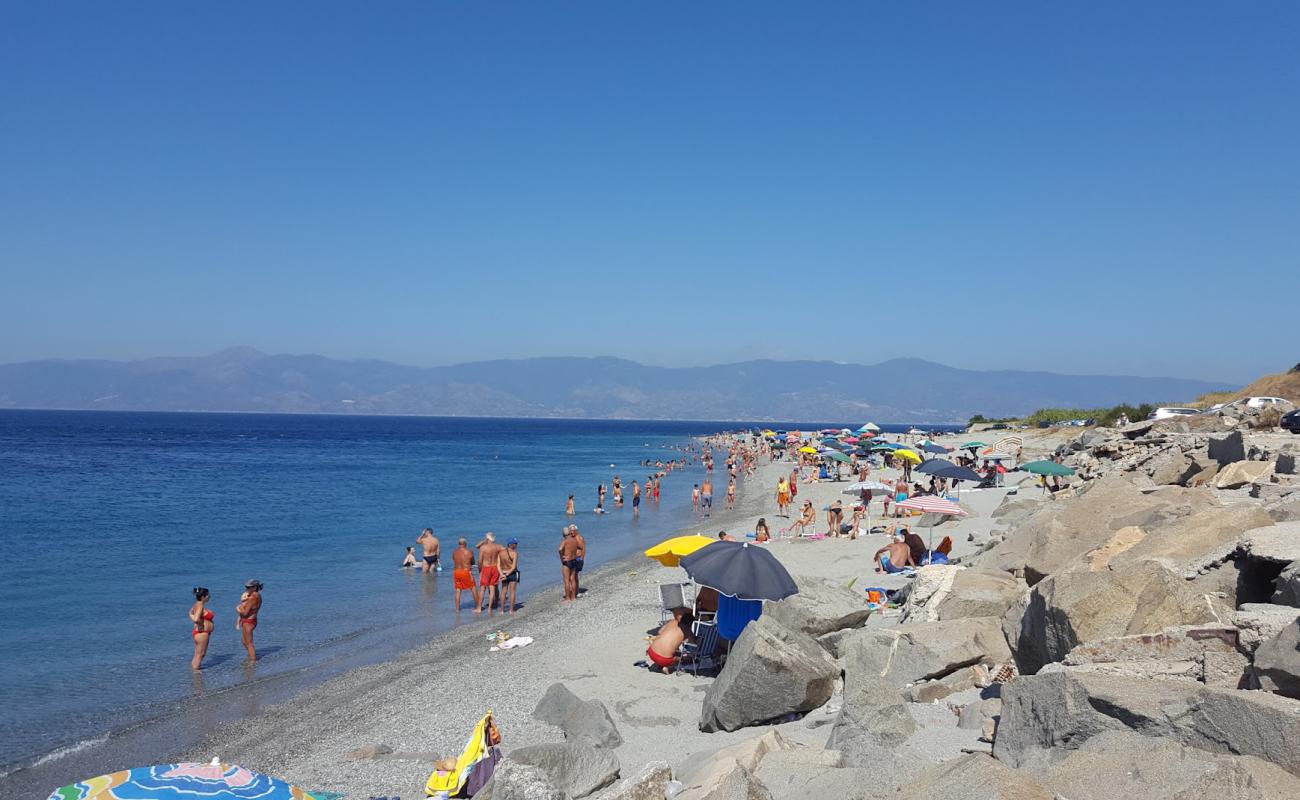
[{"left": 2, "top": 3, "right": 1296, "bottom": 384}]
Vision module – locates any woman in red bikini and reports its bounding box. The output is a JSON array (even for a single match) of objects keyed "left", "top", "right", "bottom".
[
  {"left": 236, "top": 579, "right": 263, "bottom": 662},
  {"left": 189, "top": 587, "right": 213, "bottom": 670}
]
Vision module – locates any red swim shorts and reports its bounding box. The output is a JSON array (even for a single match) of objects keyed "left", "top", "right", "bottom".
[
  {"left": 454, "top": 569, "right": 475, "bottom": 590},
  {"left": 646, "top": 646, "right": 678, "bottom": 669},
  {"left": 480, "top": 565, "right": 501, "bottom": 587}
]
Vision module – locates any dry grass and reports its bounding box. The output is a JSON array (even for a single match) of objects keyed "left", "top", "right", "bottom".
[
  {"left": 1250, "top": 407, "right": 1284, "bottom": 429},
  {"left": 1192, "top": 367, "right": 1300, "bottom": 408}
]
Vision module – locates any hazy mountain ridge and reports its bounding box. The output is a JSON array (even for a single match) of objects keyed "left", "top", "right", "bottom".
[{"left": 0, "top": 348, "right": 1235, "bottom": 423}]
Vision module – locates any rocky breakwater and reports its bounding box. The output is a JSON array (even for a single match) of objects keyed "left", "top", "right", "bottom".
[{"left": 476, "top": 424, "right": 1300, "bottom": 799}]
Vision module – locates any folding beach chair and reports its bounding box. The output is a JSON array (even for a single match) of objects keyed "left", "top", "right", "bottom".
[
  {"left": 658, "top": 581, "right": 693, "bottom": 623},
  {"left": 679, "top": 620, "right": 723, "bottom": 675}
]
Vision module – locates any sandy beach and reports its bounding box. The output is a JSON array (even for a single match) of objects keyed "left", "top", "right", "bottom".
[{"left": 156, "top": 430, "right": 1062, "bottom": 798}]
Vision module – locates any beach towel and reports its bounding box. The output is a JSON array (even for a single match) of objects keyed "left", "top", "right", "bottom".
[
  {"left": 426, "top": 712, "right": 501, "bottom": 798},
  {"left": 716, "top": 594, "right": 763, "bottom": 640}
]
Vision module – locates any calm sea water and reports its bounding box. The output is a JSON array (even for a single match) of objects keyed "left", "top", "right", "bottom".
[{"left": 0, "top": 410, "right": 958, "bottom": 773}]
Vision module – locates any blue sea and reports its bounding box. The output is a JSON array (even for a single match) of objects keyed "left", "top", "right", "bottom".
[{"left": 0, "top": 410, "right": 960, "bottom": 777}]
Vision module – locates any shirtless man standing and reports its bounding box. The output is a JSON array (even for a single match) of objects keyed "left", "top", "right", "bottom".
[
  {"left": 477, "top": 532, "right": 504, "bottom": 614},
  {"left": 499, "top": 538, "right": 520, "bottom": 613},
  {"left": 571, "top": 525, "right": 587, "bottom": 597},
  {"left": 559, "top": 527, "right": 580, "bottom": 602},
  {"left": 417, "top": 527, "right": 441, "bottom": 573},
  {"left": 701, "top": 478, "right": 713, "bottom": 517},
  {"left": 451, "top": 538, "right": 479, "bottom": 611}
]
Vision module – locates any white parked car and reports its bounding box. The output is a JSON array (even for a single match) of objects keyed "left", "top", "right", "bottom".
[
  {"left": 1244, "top": 396, "right": 1289, "bottom": 409},
  {"left": 1148, "top": 407, "right": 1200, "bottom": 420}
]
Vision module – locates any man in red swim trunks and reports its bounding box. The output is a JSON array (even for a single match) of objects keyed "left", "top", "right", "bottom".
[
  {"left": 477, "top": 532, "right": 504, "bottom": 614},
  {"left": 452, "top": 538, "right": 479, "bottom": 612},
  {"left": 646, "top": 607, "right": 695, "bottom": 673}
]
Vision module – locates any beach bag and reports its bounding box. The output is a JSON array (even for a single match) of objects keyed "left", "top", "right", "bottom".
[
  {"left": 486, "top": 715, "right": 502, "bottom": 746},
  {"left": 464, "top": 746, "right": 501, "bottom": 797}
]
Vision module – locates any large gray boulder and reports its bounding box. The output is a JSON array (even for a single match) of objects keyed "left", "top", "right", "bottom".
[
  {"left": 1233, "top": 603, "right": 1300, "bottom": 652},
  {"left": 1148, "top": 451, "right": 1199, "bottom": 486},
  {"left": 827, "top": 641, "right": 916, "bottom": 764},
  {"left": 507, "top": 743, "right": 620, "bottom": 799},
  {"left": 602, "top": 761, "right": 672, "bottom": 800},
  {"left": 934, "top": 569, "right": 1025, "bottom": 620},
  {"left": 1241, "top": 521, "right": 1300, "bottom": 564},
  {"left": 532, "top": 682, "right": 623, "bottom": 749},
  {"left": 1061, "top": 624, "right": 1250, "bottom": 687},
  {"left": 1208, "top": 430, "right": 1246, "bottom": 466},
  {"left": 752, "top": 750, "right": 878, "bottom": 800},
  {"left": 699, "top": 615, "right": 838, "bottom": 732},
  {"left": 472, "top": 760, "right": 569, "bottom": 800},
  {"left": 1254, "top": 619, "right": 1300, "bottom": 699},
  {"left": 1011, "top": 559, "right": 1227, "bottom": 674},
  {"left": 1275, "top": 561, "right": 1300, "bottom": 606},
  {"left": 978, "top": 476, "right": 1209, "bottom": 583},
  {"left": 1035, "top": 730, "right": 1300, "bottom": 800},
  {"left": 764, "top": 576, "right": 870, "bottom": 637},
  {"left": 993, "top": 670, "right": 1300, "bottom": 776},
  {"left": 1215, "top": 459, "right": 1275, "bottom": 489},
  {"left": 844, "top": 617, "right": 1012, "bottom": 687}
]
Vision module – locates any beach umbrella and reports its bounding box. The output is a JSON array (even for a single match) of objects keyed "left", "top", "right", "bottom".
[
  {"left": 925, "top": 463, "right": 983, "bottom": 483},
  {"left": 961, "top": 441, "right": 986, "bottom": 450},
  {"left": 48, "top": 760, "right": 316, "bottom": 800},
  {"left": 823, "top": 450, "right": 851, "bottom": 464},
  {"left": 798, "top": 446, "right": 818, "bottom": 454},
  {"left": 892, "top": 449, "right": 921, "bottom": 464},
  {"left": 843, "top": 436, "right": 860, "bottom": 444},
  {"left": 921, "top": 442, "right": 951, "bottom": 455},
  {"left": 842, "top": 480, "right": 893, "bottom": 494},
  {"left": 644, "top": 534, "right": 714, "bottom": 567},
  {"left": 895, "top": 496, "right": 970, "bottom": 551},
  {"left": 915, "top": 458, "right": 953, "bottom": 475},
  {"left": 679, "top": 541, "right": 799, "bottom": 601},
  {"left": 858, "top": 423, "right": 881, "bottom": 432},
  {"left": 1017, "top": 460, "right": 1076, "bottom": 477},
  {"left": 994, "top": 435, "right": 1023, "bottom": 453}
]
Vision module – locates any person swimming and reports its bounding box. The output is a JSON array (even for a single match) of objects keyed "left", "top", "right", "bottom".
[{"left": 402, "top": 546, "right": 418, "bottom": 568}]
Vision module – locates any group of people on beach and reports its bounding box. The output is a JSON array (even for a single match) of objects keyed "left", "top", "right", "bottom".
[
  {"left": 405, "top": 528, "right": 522, "bottom": 615},
  {"left": 188, "top": 579, "right": 263, "bottom": 670}
]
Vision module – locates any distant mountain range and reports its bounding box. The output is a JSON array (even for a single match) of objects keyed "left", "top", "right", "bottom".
[{"left": 0, "top": 348, "right": 1235, "bottom": 423}]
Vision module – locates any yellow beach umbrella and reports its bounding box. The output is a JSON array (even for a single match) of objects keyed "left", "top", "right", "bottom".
[
  {"left": 644, "top": 534, "right": 715, "bottom": 567},
  {"left": 798, "top": 446, "right": 818, "bottom": 454},
  {"left": 893, "top": 449, "right": 921, "bottom": 463}
]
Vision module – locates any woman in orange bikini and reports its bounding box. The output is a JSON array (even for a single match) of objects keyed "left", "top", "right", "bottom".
[{"left": 189, "top": 587, "right": 213, "bottom": 670}]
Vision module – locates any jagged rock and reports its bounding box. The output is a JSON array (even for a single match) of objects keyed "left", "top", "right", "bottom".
[
  {"left": 506, "top": 743, "right": 620, "bottom": 799},
  {"left": 896, "top": 564, "right": 962, "bottom": 622},
  {"left": 906, "top": 664, "right": 983, "bottom": 702},
  {"left": 1208, "top": 431, "right": 1246, "bottom": 466},
  {"left": 473, "top": 760, "right": 569, "bottom": 800},
  {"left": 1241, "top": 520, "right": 1300, "bottom": 563},
  {"left": 828, "top": 646, "right": 916, "bottom": 758},
  {"left": 935, "top": 569, "right": 1025, "bottom": 620},
  {"left": 1061, "top": 625, "right": 1249, "bottom": 687},
  {"left": 843, "top": 617, "right": 1012, "bottom": 686},
  {"left": 764, "top": 576, "right": 871, "bottom": 637},
  {"left": 979, "top": 476, "right": 1210, "bottom": 583},
  {"left": 814, "top": 628, "right": 855, "bottom": 659},
  {"left": 1275, "top": 561, "right": 1300, "bottom": 606},
  {"left": 891, "top": 753, "right": 1051, "bottom": 800},
  {"left": 752, "top": 750, "right": 876, "bottom": 800},
  {"left": 676, "top": 738, "right": 789, "bottom": 800},
  {"left": 1215, "top": 459, "right": 1275, "bottom": 489},
  {"left": 957, "top": 695, "right": 1002, "bottom": 731},
  {"left": 699, "top": 616, "right": 838, "bottom": 732},
  {"left": 603, "top": 761, "right": 672, "bottom": 800},
  {"left": 993, "top": 670, "right": 1300, "bottom": 776},
  {"left": 1148, "top": 451, "right": 1198, "bottom": 486},
  {"left": 1254, "top": 619, "right": 1300, "bottom": 699},
  {"left": 532, "top": 683, "right": 623, "bottom": 749},
  {"left": 1233, "top": 603, "right": 1300, "bottom": 651},
  {"left": 1033, "top": 730, "right": 1300, "bottom": 800},
  {"left": 1011, "top": 559, "right": 1225, "bottom": 674}
]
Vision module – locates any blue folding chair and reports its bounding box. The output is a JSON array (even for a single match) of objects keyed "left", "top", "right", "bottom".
[{"left": 679, "top": 621, "right": 723, "bottom": 675}]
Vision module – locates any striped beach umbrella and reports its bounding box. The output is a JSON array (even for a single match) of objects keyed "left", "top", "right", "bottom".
[
  {"left": 49, "top": 761, "right": 315, "bottom": 800},
  {"left": 895, "top": 496, "right": 970, "bottom": 551}
]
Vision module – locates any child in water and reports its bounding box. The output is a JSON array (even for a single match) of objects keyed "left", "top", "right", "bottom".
[{"left": 402, "top": 546, "right": 418, "bottom": 568}]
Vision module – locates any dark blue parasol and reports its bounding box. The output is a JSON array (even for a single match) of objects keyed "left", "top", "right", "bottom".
[{"left": 678, "top": 541, "right": 799, "bottom": 601}]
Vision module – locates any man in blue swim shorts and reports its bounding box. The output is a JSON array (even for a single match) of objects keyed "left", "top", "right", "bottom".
[{"left": 874, "top": 539, "right": 915, "bottom": 574}]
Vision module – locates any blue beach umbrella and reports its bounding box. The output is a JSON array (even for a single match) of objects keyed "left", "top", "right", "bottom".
[
  {"left": 679, "top": 541, "right": 799, "bottom": 601},
  {"left": 921, "top": 442, "right": 952, "bottom": 455},
  {"left": 49, "top": 761, "right": 316, "bottom": 800}
]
